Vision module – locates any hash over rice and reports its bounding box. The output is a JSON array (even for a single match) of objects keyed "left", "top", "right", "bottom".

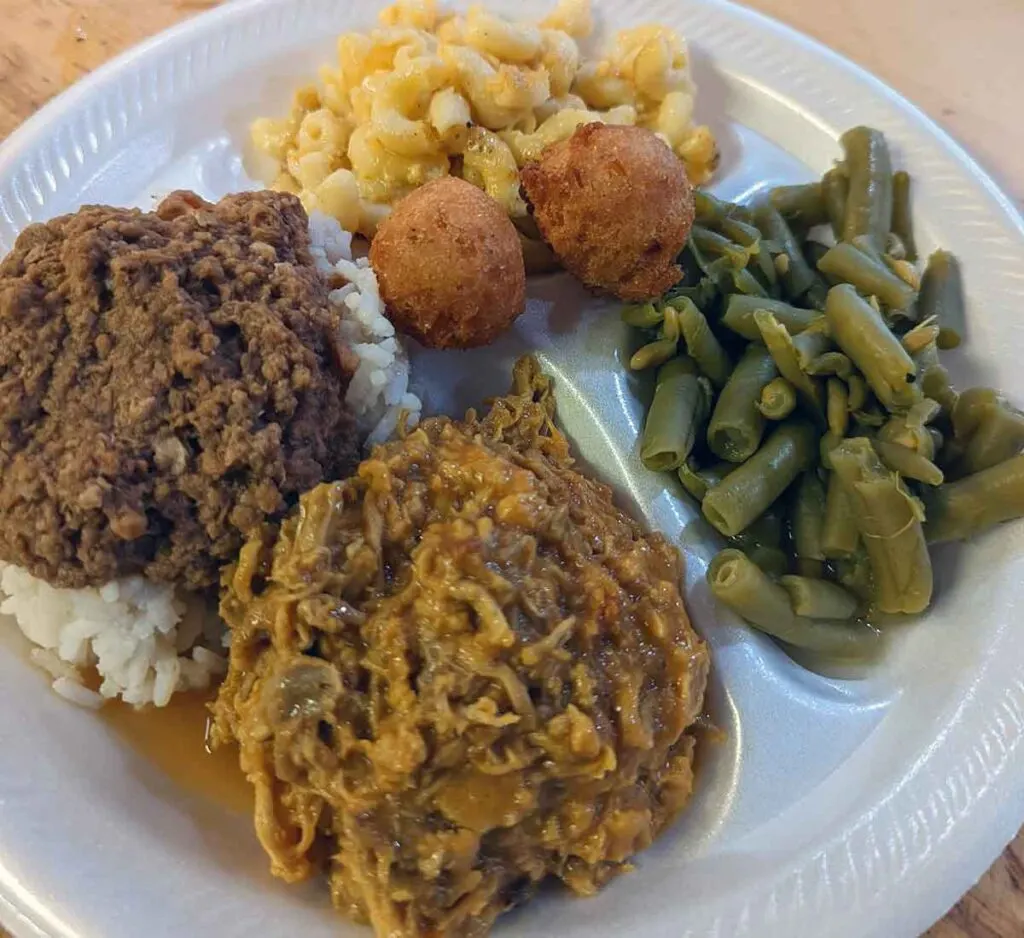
[{"left": 1, "top": 213, "right": 420, "bottom": 708}]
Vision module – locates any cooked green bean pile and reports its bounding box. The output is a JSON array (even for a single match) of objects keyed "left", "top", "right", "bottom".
[{"left": 625, "top": 126, "right": 1024, "bottom": 663}]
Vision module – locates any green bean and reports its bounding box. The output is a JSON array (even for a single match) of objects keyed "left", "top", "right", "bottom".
[
  {"left": 840, "top": 126, "right": 894, "bottom": 250},
  {"left": 728, "top": 265, "right": 771, "bottom": 298},
  {"left": 891, "top": 170, "right": 918, "bottom": 261},
  {"left": 795, "top": 311, "right": 831, "bottom": 351},
  {"left": 803, "top": 277, "right": 830, "bottom": 312},
  {"left": 924, "top": 453, "right": 1024, "bottom": 543},
  {"left": 883, "top": 255, "right": 920, "bottom": 290},
  {"left": 962, "top": 399, "right": 1024, "bottom": 477},
  {"left": 668, "top": 278, "right": 719, "bottom": 311},
  {"left": 639, "top": 357, "right": 711, "bottom": 472},
  {"left": 687, "top": 236, "right": 714, "bottom": 278},
  {"left": 729, "top": 202, "right": 755, "bottom": 225},
  {"left": 834, "top": 546, "right": 875, "bottom": 604},
  {"left": 702, "top": 255, "right": 730, "bottom": 290},
  {"left": 721, "top": 218, "right": 780, "bottom": 295},
  {"left": 627, "top": 129, "right": 1012, "bottom": 656},
  {"left": 716, "top": 216, "right": 758, "bottom": 247},
  {"left": 900, "top": 319, "right": 941, "bottom": 356},
  {"left": 850, "top": 233, "right": 885, "bottom": 265},
  {"left": 852, "top": 407, "right": 886, "bottom": 429},
  {"left": 920, "top": 364, "right": 958, "bottom": 417},
  {"left": 629, "top": 336, "right": 677, "bottom": 371},
  {"left": 694, "top": 190, "right": 736, "bottom": 226},
  {"left": 829, "top": 437, "right": 932, "bottom": 614},
  {"left": 910, "top": 335, "right": 940, "bottom": 372},
  {"left": 799, "top": 312, "right": 833, "bottom": 351},
  {"left": 703, "top": 421, "right": 818, "bottom": 536},
  {"left": 846, "top": 374, "right": 869, "bottom": 412},
  {"left": 707, "top": 549, "right": 880, "bottom": 656},
  {"left": 721, "top": 295, "right": 822, "bottom": 341},
  {"left": 824, "top": 284, "right": 920, "bottom": 411},
  {"left": 668, "top": 296, "right": 733, "bottom": 389},
  {"left": 885, "top": 231, "right": 907, "bottom": 261},
  {"left": 678, "top": 241, "right": 704, "bottom": 280},
  {"left": 822, "top": 166, "right": 849, "bottom": 238},
  {"left": 820, "top": 430, "right": 842, "bottom": 470},
  {"left": 719, "top": 214, "right": 766, "bottom": 244},
  {"left": 677, "top": 459, "right": 732, "bottom": 503},
  {"left": 621, "top": 302, "right": 664, "bottom": 329},
  {"left": 752, "top": 254, "right": 783, "bottom": 297},
  {"left": 757, "top": 377, "right": 798, "bottom": 420},
  {"left": 816, "top": 242, "right": 916, "bottom": 312},
  {"left": 780, "top": 576, "right": 859, "bottom": 619},
  {"left": 755, "top": 310, "right": 825, "bottom": 414},
  {"left": 827, "top": 377, "right": 849, "bottom": 438},
  {"left": 659, "top": 302, "right": 681, "bottom": 343},
  {"left": 877, "top": 399, "right": 941, "bottom": 458},
  {"left": 806, "top": 352, "right": 854, "bottom": 379},
  {"left": 918, "top": 250, "right": 966, "bottom": 347},
  {"left": 822, "top": 471, "right": 860, "bottom": 558},
  {"left": 743, "top": 546, "right": 790, "bottom": 577},
  {"left": 803, "top": 239, "right": 831, "bottom": 267},
  {"left": 727, "top": 511, "right": 790, "bottom": 581},
  {"left": 900, "top": 398, "right": 941, "bottom": 427},
  {"left": 915, "top": 398, "right": 945, "bottom": 425},
  {"left": 951, "top": 387, "right": 999, "bottom": 441},
  {"left": 707, "top": 346, "right": 778, "bottom": 462},
  {"left": 691, "top": 225, "right": 751, "bottom": 268},
  {"left": 754, "top": 202, "right": 818, "bottom": 299},
  {"left": 791, "top": 471, "right": 826, "bottom": 577},
  {"left": 770, "top": 183, "right": 828, "bottom": 228},
  {"left": 873, "top": 439, "right": 944, "bottom": 486},
  {"left": 948, "top": 389, "right": 1024, "bottom": 478},
  {"left": 731, "top": 506, "right": 784, "bottom": 550},
  {"left": 797, "top": 313, "right": 830, "bottom": 341}
]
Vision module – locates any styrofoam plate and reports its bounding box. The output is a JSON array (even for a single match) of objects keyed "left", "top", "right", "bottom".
[{"left": 1, "top": 1, "right": 1023, "bottom": 936}]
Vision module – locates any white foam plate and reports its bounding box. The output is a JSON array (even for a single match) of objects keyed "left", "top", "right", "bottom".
[{"left": 2, "top": 1, "right": 1024, "bottom": 936}]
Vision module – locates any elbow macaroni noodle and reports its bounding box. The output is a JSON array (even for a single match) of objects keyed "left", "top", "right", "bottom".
[{"left": 251, "top": 0, "right": 718, "bottom": 238}]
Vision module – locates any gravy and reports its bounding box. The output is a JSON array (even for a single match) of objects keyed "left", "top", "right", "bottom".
[{"left": 101, "top": 690, "right": 253, "bottom": 814}]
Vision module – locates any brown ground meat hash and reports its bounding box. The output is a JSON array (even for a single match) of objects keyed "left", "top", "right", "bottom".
[
  {"left": 0, "top": 190, "right": 357, "bottom": 590},
  {"left": 212, "top": 357, "right": 710, "bottom": 938}
]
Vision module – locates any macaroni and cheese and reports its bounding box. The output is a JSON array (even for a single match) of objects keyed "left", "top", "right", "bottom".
[{"left": 251, "top": 0, "right": 717, "bottom": 239}]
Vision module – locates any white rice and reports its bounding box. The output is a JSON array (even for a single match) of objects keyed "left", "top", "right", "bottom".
[
  {"left": 1, "top": 213, "right": 416, "bottom": 710},
  {"left": 0, "top": 564, "right": 225, "bottom": 709},
  {"left": 308, "top": 210, "right": 422, "bottom": 446}
]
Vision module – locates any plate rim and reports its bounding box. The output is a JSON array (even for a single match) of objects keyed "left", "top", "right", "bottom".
[{"left": 1, "top": 1, "right": 1023, "bottom": 936}]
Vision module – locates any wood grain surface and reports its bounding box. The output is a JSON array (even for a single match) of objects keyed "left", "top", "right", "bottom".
[{"left": 0, "top": 0, "right": 1022, "bottom": 935}]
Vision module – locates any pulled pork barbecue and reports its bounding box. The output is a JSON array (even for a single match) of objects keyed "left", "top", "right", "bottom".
[{"left": 212, "top": 358, "right": 709, "bottom": 938}]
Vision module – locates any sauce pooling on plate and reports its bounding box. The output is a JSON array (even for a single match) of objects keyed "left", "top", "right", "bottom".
[{"left": 101, "top": 691, "right": 251, "bottom": 814}]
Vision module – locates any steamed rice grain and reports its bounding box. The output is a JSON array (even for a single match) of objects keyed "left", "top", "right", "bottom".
[
  {"left": 309, "top": 211, "right": 422, "bottom": 446},
  {"left": 0, "top": 564, "right": 225, "bottom": 708}
]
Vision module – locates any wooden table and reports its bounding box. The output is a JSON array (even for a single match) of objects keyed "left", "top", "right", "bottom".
[{"left": 0, "top": 0, "right": 1022, "bottom": 935}]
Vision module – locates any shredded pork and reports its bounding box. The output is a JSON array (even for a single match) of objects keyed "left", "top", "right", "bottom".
[{"left": 212, "top": 358, "right": 709, "bottom": 938}]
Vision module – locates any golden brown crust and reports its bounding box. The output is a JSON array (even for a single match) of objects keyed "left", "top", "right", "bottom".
[
  {"left": 520, "top": 123, "right": 695, "bottom": 301},
  {"left": 370, "top": 177, "right": 527, "bottom": 350}
]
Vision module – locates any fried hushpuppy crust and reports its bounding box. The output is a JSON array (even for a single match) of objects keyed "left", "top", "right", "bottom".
[
  {"left": 521, "top": 123, "right": 695, "bottom": 301},
  {"left": 370, "top": 177, "right": 527, "bottom": 349}
]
